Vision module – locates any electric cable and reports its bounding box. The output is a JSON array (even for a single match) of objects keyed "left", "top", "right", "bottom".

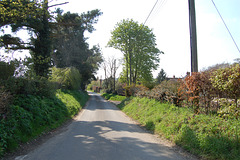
[
  {"left": 211, "top": 0, "right": 240, "bottom": 54},
  {"left": 148, "top": 0, "right": 167, "bottom": 23},
  {"left": 144, "top": 0, "right": 159, "bottom": 25}
]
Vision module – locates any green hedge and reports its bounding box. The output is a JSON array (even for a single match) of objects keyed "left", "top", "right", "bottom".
[
  {"left": 49, "top": 67, "right": 82, "bottom": 90},
  {"left": 118, "top": 97, "right": 240, "bottom": 160},
  {"left": 0, "top": 90, "right": 88, "bottom": 157}
]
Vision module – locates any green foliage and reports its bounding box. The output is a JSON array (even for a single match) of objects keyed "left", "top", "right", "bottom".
[
  {"left": 52, "top": 10, "right": 103, "bottom": 89},
  {"left": 107, "top": 19, "right": 162, "bottom": 85},
  {"left": 0, "top": 87, "right": 12, "bottom": 115},
  {"left": 0, "top": 61, "right": 15, "bottom": 80},
  {"left": 156, "top": 69, "right": 167, "bottom": 84},
  {"left": 49, "top": 67, "right": 82, "bottom": 90},
  {"left": 0, "top": 76, "right": 55, "bottom": 97},
  {"left": 102, "top": 93, "right": 126, "bottom": 101},
  {"left": 177, "top": 64, "right": 240, "bottom": 117},
  {"left": 129, "top": 85, "right": 150, "bottom": 97},
  {"left": 217, "top": 98, "right": 240, "bottom": 119},
  {"left": 211, "top": 64, "right": 240, "bottom": 105},
  {"left": 56, "top": 90, "right": 88, "bottom": 117},
  {"left": 1, "top": 0, "right": 52, "bottom": 77},
  {"left": 0, "top": 89, "right": 88, "bottom": 157},
  {"left": 0, "top": 0, "right": 42, "bottom": 26},
  {"left": 118, "top": 97, "right": 240, "bottom": 160},
  {"left": 149, "top": 80, "right": 180, "bottom": 105}
]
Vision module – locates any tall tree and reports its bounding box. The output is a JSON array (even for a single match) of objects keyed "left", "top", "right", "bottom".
[
  {"left": 0, "top": 0, "right": 52, "bottom": 77},
  {"left": 51, "top": 10, "right": 103, "bottom": 89},
  {"left": 107, "top": 19, "right": 162, "bottom": 85}
]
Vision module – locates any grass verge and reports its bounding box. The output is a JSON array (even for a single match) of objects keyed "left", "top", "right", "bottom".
[
  {"left": 118, "top": 97, "right": 240, "bottom": 160},
  {"left": 102, "top": 93, "right": 126, "bottom": 101},
  {"left": 0, "top": 89, "right": 88, "bottom": 157}
]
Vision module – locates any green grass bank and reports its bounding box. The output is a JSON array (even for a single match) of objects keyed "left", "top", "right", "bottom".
[
  {"left": 118, "top": 97, "right": 240, "bottom": 160},
  {"left": 0, "top": 89, "right": 88, "bottom": 157},
  {"left": 102, "top": 93, "right": 126, "bottom": 101}
]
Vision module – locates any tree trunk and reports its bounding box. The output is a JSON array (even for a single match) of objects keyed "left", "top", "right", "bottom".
[
  {"left": 113, "top": 59, "right": 116, "bottom": 91},
  {"left": 125, "top": 55, "right": 129, "bottom": 85},
  {"left": 129, "top": 52, "right": 132, "bottom": 85}
]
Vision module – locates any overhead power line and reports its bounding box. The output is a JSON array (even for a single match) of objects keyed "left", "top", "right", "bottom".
[
  {"left": 211, "top": 0, "right": 240, "bottom": 54},
  {"left": 147, "top": 0, "right": 167, "bottom": 23},
  {"left": 144, "top": 0, "right": 158, "bottom": 25}
]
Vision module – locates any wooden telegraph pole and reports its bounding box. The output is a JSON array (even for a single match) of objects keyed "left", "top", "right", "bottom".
[{"left": 188, "top": 0, "right": 198, "bottom": 73}]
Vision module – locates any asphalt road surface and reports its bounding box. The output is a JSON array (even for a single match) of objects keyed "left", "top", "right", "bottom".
[{"left": 16, "top": 92, "right": 195, "bottom": 160}]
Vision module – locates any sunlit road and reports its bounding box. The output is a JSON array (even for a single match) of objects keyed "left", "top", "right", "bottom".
[{"left": 17, "top": 92, "right": 194, "bottom": 160}]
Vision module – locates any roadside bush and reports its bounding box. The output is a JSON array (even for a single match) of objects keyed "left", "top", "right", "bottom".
[
  {"left": 115, "top": 82, "right": 126, "bottom": 96},
  {"left": 49, "top": 67, "right": 82, "bottom": 90},
  {"left": 129, "top": 85, "right": 149, "bottom": 97},
  {"left": 149, "top": 80, "right": 180, "bottom": 105},
  {"left": 217, "top": 98, "right": 240, "bottom": 120},
  {"left": 0, "top": 76, "right": 55, "bottom": 97},
  {"left": 177, "top": 64, "right": 240, "bottom": 117},
  {"left": 178, "top": 71, "right": 217, "bottom": 114},
  {"left": 210, "top": 64, "right": 240, "bottom": 119}
]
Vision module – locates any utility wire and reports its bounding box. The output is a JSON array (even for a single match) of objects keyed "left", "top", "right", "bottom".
[
  {"left": 148, "top": 0, "right": 167, "bottom": 23},
  {"left": 211, "top": 0, "right": 240, "bottom": 54},
  {"left": 144, "top": 0, "right": 159, "bottom": 25}
]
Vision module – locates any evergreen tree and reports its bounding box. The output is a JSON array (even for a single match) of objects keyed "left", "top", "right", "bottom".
[
  {"left": 0, "top": 0, "right": 51, "bottom": 77},
  {"left": 51, "top": 10, "right": 103, "bottom": 89},
  {"left": 157, "top": 69, "right": 167, "bottom": 84}
]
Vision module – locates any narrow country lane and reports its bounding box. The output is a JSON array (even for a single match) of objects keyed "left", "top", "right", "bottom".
[{"left": 16, "top": 92, "right": 195, "bottom": 160}]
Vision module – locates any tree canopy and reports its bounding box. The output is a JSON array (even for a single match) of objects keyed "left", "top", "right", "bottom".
[
  {"left": 0, "top": 1, "right": 103, "bottom": 89},
  {"left": 107, "top": 19, "right": 163, "bottom": 85},
  {"left": 0, "top": 0, "right": 51, "bottom": 77},
  {"left": 51, "top": 9, "right": 103, "bottom": 89}
]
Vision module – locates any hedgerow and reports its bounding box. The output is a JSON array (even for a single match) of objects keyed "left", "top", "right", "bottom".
[
  {"left": 118, "top": 97, "right": 240, "bottom": 160},
  {"left": 115, "top": 64, "right": 240, "bottom": 159},
  {"left": 127, "top": 64, "right": 240, "bottom": 119}
]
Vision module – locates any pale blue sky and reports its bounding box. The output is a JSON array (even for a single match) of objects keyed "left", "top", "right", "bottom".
[
  {"left": 58, "top": 0, "right": 240, "bottom": 78},
  {"left": 2, "top": 0, "right": 239, "bottom": 78}
]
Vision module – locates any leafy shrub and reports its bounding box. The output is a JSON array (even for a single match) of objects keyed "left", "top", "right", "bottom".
[
  {"left": 178, "top": 71, "right": 217, "bottom": 113},
  {"left": 115, "top": 82, "right": 126, "bottom": 96},
  {"left": 178, "top": 65, "right": 240, "bottom": 116},
  {"left": 149, "top": 80, "right": 180, "bottom": 105},
  {"left": 217, "top": 98, "right": 240, "bottom": 119},
  {"left": 0, "top": 76, "right": 55, "bottom": 97},
  {"left": 49, "top": 67, "right": 82, "bottom": 90},
  {"left": 211, "top": 64, "right": 240, "bottom": 108},
  {"left": 129, "top": 85, "right": 149, "bottom": 97}
]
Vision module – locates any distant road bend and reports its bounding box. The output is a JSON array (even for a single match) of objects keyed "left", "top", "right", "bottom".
[{"left": 16, "top": 92, "right": 196, "bottom": 160}]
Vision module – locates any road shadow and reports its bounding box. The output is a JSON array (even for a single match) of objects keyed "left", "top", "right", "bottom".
[{"left": 50, "top": 120, "right": 187, "bottom": 160}]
